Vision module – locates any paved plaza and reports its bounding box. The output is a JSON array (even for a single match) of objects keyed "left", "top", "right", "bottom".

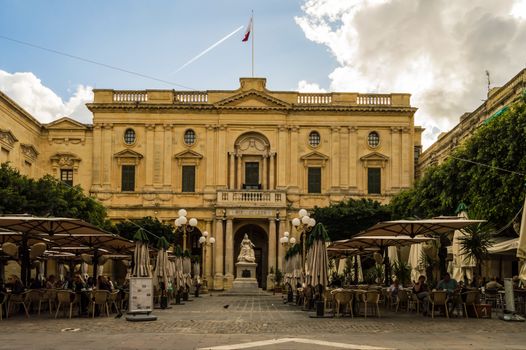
[{"left": 1, "top": 293, "right": 526, "bottom": 350}]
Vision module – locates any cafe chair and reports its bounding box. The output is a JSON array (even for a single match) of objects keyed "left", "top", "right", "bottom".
[
  {"left": 90, "top": 290, "right": 110, "bottom": 318},
  {"left": 361, "top": 290, "right": 381, "bottom": 318},
  {"left": 333, "top": 290, "right": 353, "bottom": 318},
  {"left": 462, "top": 291, "right": 479, "bottom": 318},
  {"left": 7, "top": 291, "right": 30, "bottom": 318},
  {"left": 55, "top": 290, "right": 78, "bottom": 319},
  {"left": 430, "top": 291, "right": 449, "bottom": 319}
]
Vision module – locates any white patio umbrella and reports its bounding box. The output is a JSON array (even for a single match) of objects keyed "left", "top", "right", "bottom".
[
  {"left": 306, "top": 223, "right": 330, "bottom": 288},
  {"left": 153, "top": 237, "right": 170, "bottom": 290},
  {"left": 132, "top": 229, "right": 152, "bottom": 277},
  {"left": 81, "top": 262, "right": 89, "bottom": 280},
  {"left": 408, "top": 243, "right": 426, "bottom": 283},
  {"left": 517, "top": 195, "right": 526, "bottom": 282},
  {"left": 388, "top": 246, "right": 399, "bottom": 265},
  {"left": 183, "top": 255, "right": 192, "bottom": 288},
  {"left": 452, "top": 207, "right": 476, "bottom": 284}
]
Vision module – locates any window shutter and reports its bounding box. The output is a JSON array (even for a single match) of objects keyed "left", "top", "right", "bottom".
[{"left": 121, "top": 165, "right": 135, "bottom": 191}]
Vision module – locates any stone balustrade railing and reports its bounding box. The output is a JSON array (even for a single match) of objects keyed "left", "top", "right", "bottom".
[
  {"left": 217, "top": 190, "right": 286, "bottom": 206},
  {"left": 356, "top": 94, "right": 392, "bottom": 106},
  {"left": 297, "top": 93, "right": 332, "bottom": 104},
  {"left": 113, "top": 91, "right": 148, "bottom": 102},
  {"left": 175, "top": 92, "right": 208, "bottom": 103}
]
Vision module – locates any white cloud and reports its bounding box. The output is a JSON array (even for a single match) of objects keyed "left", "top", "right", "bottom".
[
  {"left": 0, "top": 70, "right": 93, "bottom": 124},
  {"left": 296, "top": 0, "right": 526, "bottom": 148},
  {"left": 297, "top": 80, "right": 327, "bottom": 92}
]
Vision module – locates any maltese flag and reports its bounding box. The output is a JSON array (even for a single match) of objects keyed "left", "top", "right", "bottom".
[{"left": 242, "top": 16, "right": 252, "bottom": 42}]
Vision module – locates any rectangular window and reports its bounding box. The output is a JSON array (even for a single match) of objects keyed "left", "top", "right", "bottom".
[
  {"left": 1, "top": 148, "right": 9, "bottom": 163},
  {"left": 244, "top": 162, "right": 259, "bottom": 189},
  {"left": 182, "top": 165, "right": 196, "bottom": 192},
  {"left": 60, "top": 169, "right": 73, "bottom": 187},
  {"left": 368, "top": 168, "right": 381, "bottom": 194},
  {"left": 308, "top": 167, "right": 321, "bottom": 193},
  {"left": 121, "top": 165, "right": 135, "bottom": 192}
]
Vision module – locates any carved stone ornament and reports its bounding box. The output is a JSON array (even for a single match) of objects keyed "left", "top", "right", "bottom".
[
  {"left": 50, "top": 152, "right": 81, "bottom": 173},
  {"left": 0, "top": 129, "right": 18, "bottom": 150},
  {"left": 20, "top": 143, "right": 39, "bottom": 161}
]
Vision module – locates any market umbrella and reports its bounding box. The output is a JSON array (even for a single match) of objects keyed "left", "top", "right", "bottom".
[
  {"left": 183, "top": 251, "right": 192, "bottom": 288},
  {"left": 408, "top": 243, "right": 426, "bottom": 283},
  {"left": 388, "top": 246, "right": 399, "bottom": 265},
  {"left": 517, "top": 195, "right": 526, "bottom": 282},
  {"left": 132, "top": 229, "right": 151, "bottom": 277},
  {"left": 451, "top": 205, "right": 476, "bottom": 284},
  {"left": 173, "top": 245, "right": 184, "bottom": 290},
  {"left": 153, "top": 237, "right": 170, "bottom": 290},
  {"left": 306, "top": 223, "right": 330, "bottom": 289},
  {"left": 360, "top": 218, "right": 485, "bottom": 238}
]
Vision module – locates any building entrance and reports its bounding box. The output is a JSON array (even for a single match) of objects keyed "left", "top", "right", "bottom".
[{"left": 234, "top": 224, "right": 268, "bottom": 289}]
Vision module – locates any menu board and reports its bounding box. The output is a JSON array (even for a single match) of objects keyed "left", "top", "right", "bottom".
[{"left": 129, "top": 277, "right": 154, "bottom": 313}]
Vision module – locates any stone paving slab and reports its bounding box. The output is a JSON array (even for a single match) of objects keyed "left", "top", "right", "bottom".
[{"left": 1, "top": 293, "right": 525, "bottom": 349}]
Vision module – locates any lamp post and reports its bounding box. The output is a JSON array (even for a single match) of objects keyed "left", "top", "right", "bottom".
[
  {"left": 174, "top": 209, "right": 198, "bottom": 251},
  {"left": 280, "top": 231, "right": 297, "bottom": 303},
  {"left": 291, "top": 209, "right": 316, "bottom": 275},
  {"left": 198, "top": 231, "right": 215, "bottom": 294}
]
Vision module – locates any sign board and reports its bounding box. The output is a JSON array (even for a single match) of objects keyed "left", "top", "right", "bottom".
[{"left": 129, "top": 277, "right": 154, "bottom": 313}]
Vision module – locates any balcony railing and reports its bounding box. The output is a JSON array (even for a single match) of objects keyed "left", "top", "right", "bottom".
[
  {"left": 356, "top": 94, "right": 391, "bottom": 106},
  {"left": 217, "top": 190, "right": 287, "bottom": 207},
  {"left": 113, "top": 91, "right": 148, "bottom": 102}
]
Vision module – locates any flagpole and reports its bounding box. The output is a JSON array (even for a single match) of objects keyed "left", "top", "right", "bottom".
[{"left": 251, "top": 10, "right": 254, "bottom": 77}]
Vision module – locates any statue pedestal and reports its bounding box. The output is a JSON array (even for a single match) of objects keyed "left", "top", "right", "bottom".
[{"left": 231, "top": 262, "right": 258, "bottom": 290}]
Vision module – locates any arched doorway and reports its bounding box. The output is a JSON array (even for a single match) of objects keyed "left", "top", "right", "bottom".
[{"left": 234, "top": 224, "right": 268, "bottom": 289}]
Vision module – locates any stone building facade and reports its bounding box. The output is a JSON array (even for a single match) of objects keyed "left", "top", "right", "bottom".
[
  {"left": 0, "top": 77, "right": 422, "bottom": 289},
  {"left": 417, "top": 69, "right": 526, "bottom": 177}
]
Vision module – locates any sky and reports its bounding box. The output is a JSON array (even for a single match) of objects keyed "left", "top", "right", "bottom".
[{"left": 1, "top": 0, "right": 525, "bottom": 149}]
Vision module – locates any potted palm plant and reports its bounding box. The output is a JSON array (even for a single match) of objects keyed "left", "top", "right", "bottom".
[{"left": 458, "top": 223, "right": 493, "bottom": 286}]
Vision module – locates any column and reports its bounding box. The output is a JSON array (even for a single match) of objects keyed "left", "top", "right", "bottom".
[
  {"left": 145, "top": 124, "right": 155, "bottom": 188},
  {"left": 229, "top": 152, "right": 235, "bottom": 189},
  {"left": 261, "top": 155, "right": 267, "bottom": 189},
  {"left": 163, "top": 124, "right": 173, "bottom": 187},
  {"left": 390, "top": 127, "right": 400, "bottom": 189},
  {"left": 205, "top": 125, "right": 216, "bottom": 189},
  {"left": 349, "top": 127, "right": 358, "bottom": 189},
  {"left": 236, "top": 154, "right": 242, "bottom": 189},
  {"left": 153, "top": 124, "right": 163, "bottom": 186},
  {"left": 224, "top": 218, "right": 234, "bottom": 288},
  {"left": 92, "top": 124, "right": 102, "bottom": 189},
  {"left": 277, "top": 125, "right": 287, "bottom": 188},
  {"left": 340, "top": 128, "right": 349, "bottom": 189},
  {"left": 277, "top": 217, "right": 284, "bottom": 271},
  {"left": 217, "top": 125, "right": 227, "bottom": 187},
  {"left": 330, "top": 126, "right": 340, "bottom": 191},
  {"left": 102, "top": 123, "right": 113, "bottom": 188},
  {"left": 205, "top": 219, "right": 213, "bottom": 284},
  {"left": 401, "top": 127, "right": 410, "bottom": 188},
  {"left": 213, "top": 218, "right": 224, "bottom": 290},
  {"left": 268, "top": 218, "right": 277, "bottom": 272},
  {"left": 289, "top": 127, "right": 299, "bottom": 187},
  {"left": 269, "top": 152, "right": 275, "bottom": 190}
]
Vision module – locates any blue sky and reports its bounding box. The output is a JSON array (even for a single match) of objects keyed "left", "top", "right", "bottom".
[
  {"left": 1, "top": 0, "right": 526, "bottom": 148},
  {"left": 0, "top": 0, "right": 333, "bottom": 95}
]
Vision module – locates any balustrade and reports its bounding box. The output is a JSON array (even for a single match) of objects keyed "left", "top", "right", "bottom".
[
  {"left": 175, "top": 92, "right": 208, "bottom": 103},
  {"left": 217, "top": 190, "right": 286, "bottom": 206},
  {"left": 113, "top": 91, "right": 148, "bottom": 102},
  {"left": 356, "top": 94, "right": 391, "bottom": 106}
]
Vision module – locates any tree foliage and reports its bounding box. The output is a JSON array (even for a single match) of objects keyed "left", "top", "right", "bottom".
[
  {"left": 0, "top": 163, "right": 111, "bottom": 229},
  {"left": 391, "top": 94, "right": 526, "bottom": 231},
  {"left": 113, "top": 216, "right": 175, "bottom": 246},
  {"left": 311, "top": 198, "right": 391, "bottom": 241}
]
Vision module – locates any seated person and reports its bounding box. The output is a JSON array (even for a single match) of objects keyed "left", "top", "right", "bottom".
[
  {"left": 46, "top": 275, "right": 57, "bottom": 289},
  {"left": 7, "top": 275, "right": 25, "bottom": 294},
  {"left": 388, "top": 279, "right": 401, "bottom": 303},
  {"left": 29, "top": 278, "right": 42, "bottom": 289},
  {"left": 437, "top": 273, "right": 458, "bottom": 295},
  {"left": 97, "top": 275, "right": 112, "bottom": 291},
  {"left": 485, "top": 277, "right": 503, "bottom": 290},
  {"left": 412, "top": 275, "right": 430, "bottom": 315}
]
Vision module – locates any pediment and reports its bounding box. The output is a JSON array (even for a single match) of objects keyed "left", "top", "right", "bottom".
[
  {"left": 0, "top": 129, "right": 18, "bottom": 149},
  {"left": 20, "top": 143, "right": 39, "bottom": 160},
  {"left": 360, "top": 152, "right": 389, "bottom": 161},
  {"left": 45, "top": 117, "right": 88, "bottom": 130},
  {"left": 360, "top": 152, "right": 389, "bottom": 168},
  {"left": 300, "top": 151, "right": 329, "bottom": 167},
  {"left": 114, "top": 149, "right": 144, "bottom": 159},
  {"left": 174, "top": 149, "right": 203, "bottom": 159},
  {"left": 215, "top": 90, "right": 290, "bottom": 108}
]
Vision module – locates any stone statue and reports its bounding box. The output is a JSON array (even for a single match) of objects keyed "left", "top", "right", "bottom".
[{"left": 237, "top": 234, "right": 256, "bottom": 263}]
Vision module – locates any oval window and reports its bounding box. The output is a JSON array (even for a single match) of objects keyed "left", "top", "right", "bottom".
[
  {"left": 124, "top": 128, "right": 136, "bottom": 145},
  {"left": 308, "top": 131, "right": 321, "bottom": 147},
  {"left": 184, "top": 129, "right": 196, "bottom": 146},
  {"left": 368, "top": 131, "right": 380, "bottom": 148}
]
